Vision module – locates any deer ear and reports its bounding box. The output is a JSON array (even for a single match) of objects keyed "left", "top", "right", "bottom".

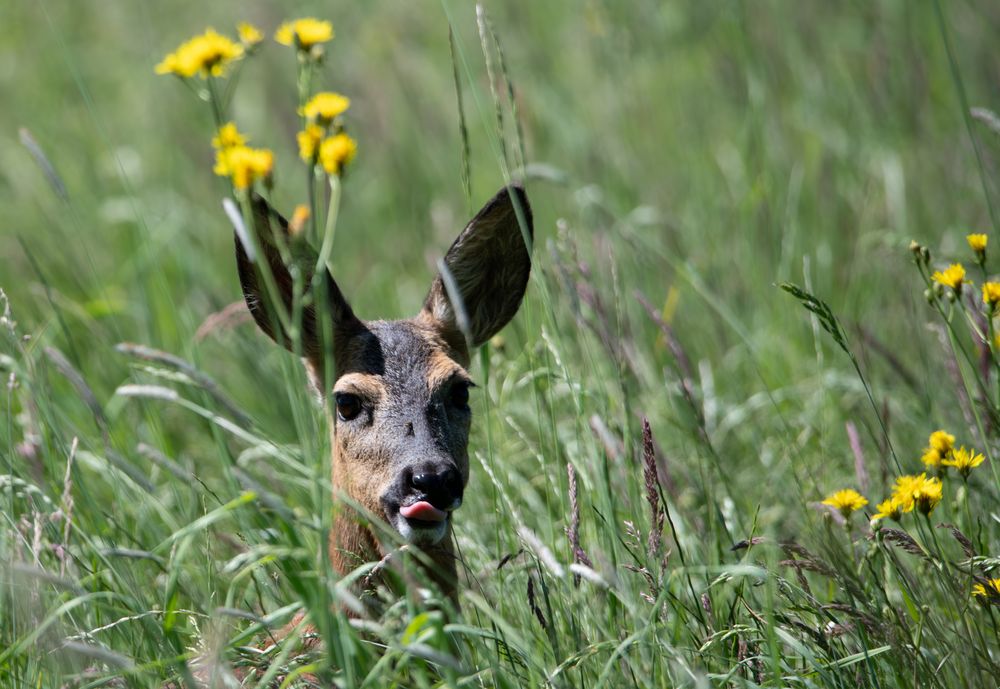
[
  {"left": 235, "top": 195, "right": 359, "bottom": 360},
  {"left": 422, "top": 185, "right": 533, "bottom": 352}
]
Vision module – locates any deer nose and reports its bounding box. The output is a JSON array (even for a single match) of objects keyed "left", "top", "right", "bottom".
[{"left": 408, "top": 466, "right": 462, "bottom": 506}]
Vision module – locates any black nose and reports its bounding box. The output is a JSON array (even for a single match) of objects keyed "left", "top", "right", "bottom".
[{"left": 408, "top": 465, "right": 461, "bottom": 506}]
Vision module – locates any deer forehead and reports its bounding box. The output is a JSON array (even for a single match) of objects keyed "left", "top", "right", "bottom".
[{"left": 334, "top": 319, "right": 467, "bottom": 400}]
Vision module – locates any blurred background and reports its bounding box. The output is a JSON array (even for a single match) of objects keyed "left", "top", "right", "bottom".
[
  {"left": 2, "top": 1, "right": 1000, "bottom": 685},
  {"left": 4, "top": 0, "right": 1000, "bottom": 482},
  {"left": 3, "top": 1, "right": 1000, "bottom": 412}
]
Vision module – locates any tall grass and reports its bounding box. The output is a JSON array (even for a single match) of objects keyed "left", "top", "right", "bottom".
[{"left": 2, "top": 1, "right": 1000, "bottom": 687}]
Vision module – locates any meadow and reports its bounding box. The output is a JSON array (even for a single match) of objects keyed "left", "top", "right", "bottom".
[{"left": 2, "top": 1, "right": 1000, "bottom": 686}]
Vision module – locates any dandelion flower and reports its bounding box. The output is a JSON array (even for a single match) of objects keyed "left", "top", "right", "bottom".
[
  {"left": 821, "top": 489, "right": 868, "bottom": 519},
  {"left": 297, "top": 124, "right": 324, "bottom": 162},
  {"left": 872, "top": 497, "right": 904, "bottom": 522},
  {"left": 983, "top": 282, "right": 1000, "bottom": 309},
  {"left": 214, "top": 145, "right": 274, "bottom": 191},
  {"left": 275, "top": 18, "right": 333, "bottom": 50},
  {"left": 910, "top": 475, "right": 943, "bottom": 516},
  {"left": 942, "top": 446, "right": 985, "bottom": 478},
  {"left": 155, "top": 28, "right": 244, "bottom": 79},
  {"left": 302, "top": 92, "right": 351, "bottom": 124},
  {"left": 238, "top": 22, "right": 263, "bottom": 47},
  {"left": 931, "top": 263, "right": 966, "bottom": 292},
  {"left": 973, "top": 578, "right": 1000, "bottom": 603},
  {"left": 928, "top": 430, "right": 955, "bottom": 453},
  {"left": 891, "top": 473, "right": 928, "bottom": 513},
  {"left": 894, "top": 473, "right": 944, "bottom": 515},
  {"left": 921, "top": 430, "right": 954, "bottom": 469},
  {"left": 921, "top": 448, "right": 943, "bottom": 469},
  {"left": 319, "top": 133, "right": 357, "bottom": 176},
  {"left": 967, "top": 233, "right": 988, "bottom": 253},
  {"left": 212, "top": 122, "right": 246, "bottom": 150}
]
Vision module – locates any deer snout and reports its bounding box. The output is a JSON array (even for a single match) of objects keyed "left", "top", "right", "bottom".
[
  {"left": 405, "top": 464, "right": 463, "bottom": 511},
  {"left": 382, "top": 462, "right": 463, "bottom": 545}
]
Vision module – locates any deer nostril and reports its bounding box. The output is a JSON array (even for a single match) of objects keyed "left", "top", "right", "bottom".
[
  {"left": 442, "top": 467, "right": 460, "bottom": 492},
  {"left": 409, "top": 466, "right": 461, "bottom": 501},
  {"left": 411, "top": 471, "right": 439, "bottom": 492}
]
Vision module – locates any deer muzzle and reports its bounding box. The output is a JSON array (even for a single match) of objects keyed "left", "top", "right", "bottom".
[{"left": 382, "top": 463, "right": 464, "bottom": 545}]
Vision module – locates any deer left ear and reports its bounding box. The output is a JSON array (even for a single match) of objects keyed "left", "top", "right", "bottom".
[
  {"left": 421, "top": 185, "right": 533, "bottom": 352},
  {"left": 235, "top": 194, "right": 359, "bottom": 360}
]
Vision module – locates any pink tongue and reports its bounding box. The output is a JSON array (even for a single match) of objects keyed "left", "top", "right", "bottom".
[{"left": 400, "top": 501, "right": 447, "bottom": 522}]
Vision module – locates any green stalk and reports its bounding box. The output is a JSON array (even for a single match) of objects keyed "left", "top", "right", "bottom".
[
  {"left": 205, "top": 75, "right": 225, "bottom": 128},
  {"left": 316, "top": 175, "right": 342, "bottom": 276},
  {"left": 296, "top": 53, "right": 314, "bottom": 120}
]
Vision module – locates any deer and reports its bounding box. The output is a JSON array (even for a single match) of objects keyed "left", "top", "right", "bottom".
[{"left": 233, "top": 185, "right": 533, "bottom": 604}]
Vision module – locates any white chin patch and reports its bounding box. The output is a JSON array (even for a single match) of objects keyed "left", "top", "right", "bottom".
[{"left": 393, "top": 514, "right": 448, "bottom": 545}]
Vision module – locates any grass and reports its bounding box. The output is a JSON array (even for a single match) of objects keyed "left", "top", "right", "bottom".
[{"left": 2, "top": 0, "right": 1000, "bottom": 686}]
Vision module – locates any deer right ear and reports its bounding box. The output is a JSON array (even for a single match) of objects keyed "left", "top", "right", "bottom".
[
  {"left": 235, "top": 195, "right": 360, "bottom": 360},
  {"left": 421, "top": 184, "right": 533, "bottom": 354}
]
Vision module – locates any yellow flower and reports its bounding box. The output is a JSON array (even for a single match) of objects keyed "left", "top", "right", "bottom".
[
  {"left": 892, "top": 473, "right": 944, "bottom": 515},
  {"left": 238, "top": 22, "right": 264, "bottom": 47},
  {"left": 821, "top": 489, "right": 868, "bottom": 519},
  {"left": 983, "top": 282, "right": 1000, "bottom": 308},
  {"left": 973, "top": 578, "right": 1000, "bottom": 602},
  {"left": 928, "top": 430, "right": 955, "bottom": 453},
  {"left": 275, "top": 18, "right": 334, "bottom": 49},
  {"left": 921, "top": 429, "right": 954, "bottom": 468},
  {"left": 890, "top": 473, "right": 926, "bottom": 513},
  {"left": 319, "top": 133, "right": 357, "bottom": 175},
  {"left": 214, "top": 145, "right": 274, "bottom": 190},
  {"left": 912, "top": 476, "right": 942, "bottom": 515},
  {"left": 967, "top": 233, "right": 988, "bottom": 253},
  {"left": 921, "top": 448, "right": 943, "bottom": 468},
  {"left": 155, "top": 28, "right": 244, "bottom": 79},
  {"left": 297, "top": 124, "right": 324, "bottom": 162},
  {"left": 302, "top": 92, "right": 351, "bottom": 124},
  {"left": 289, "top": 205, "right": 311, "bottom": 237},
  {"left": 931, "top": 263, "right": 966, "bottom": 291},
  {"left": 211, "top": 122, "right": 246, "bottom": 150},
  {"left": 872, "top": 497, "right": 904, "bottom": 522},
  {"left": 941, "top": 445, "right": 985, "bottom": 478}
]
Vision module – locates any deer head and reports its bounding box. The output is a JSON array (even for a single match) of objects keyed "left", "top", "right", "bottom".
[{"left": 234, "top": 186, "right": 533, "bottom": 597}]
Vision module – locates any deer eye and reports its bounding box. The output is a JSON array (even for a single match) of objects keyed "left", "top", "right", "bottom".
[
  {"left": 449, "top": 382, "right": 471, "bottom": 410},
  {"left": 335, "top": 392, "right": 362, "bottom": 421}
]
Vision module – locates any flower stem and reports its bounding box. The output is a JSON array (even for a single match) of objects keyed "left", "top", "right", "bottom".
[
  {"left": 205, "top": 76, "right": 225, "bottom": 129},
  {"left": 316, "top": 175, "right": 341, "bottom": 276}
]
